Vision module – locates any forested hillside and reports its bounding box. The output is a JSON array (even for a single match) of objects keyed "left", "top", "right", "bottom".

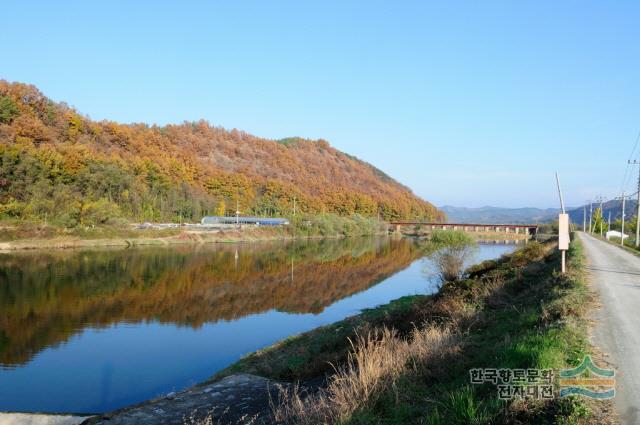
[{"left": 0, "top": 81, "right": 442, "bottom": 227}]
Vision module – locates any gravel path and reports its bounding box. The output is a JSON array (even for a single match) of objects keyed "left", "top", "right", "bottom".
[{"left": 578, "top": 232, "right": 640, "bottom": 424}]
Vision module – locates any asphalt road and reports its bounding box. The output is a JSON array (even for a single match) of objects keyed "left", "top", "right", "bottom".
[{"left": 578, "top": 232, "right": 640, "bottom": 424}]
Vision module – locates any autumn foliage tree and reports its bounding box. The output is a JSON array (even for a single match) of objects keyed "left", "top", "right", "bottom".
[{"left": 0, "top": 81, "right": 444, "bottom": 226}]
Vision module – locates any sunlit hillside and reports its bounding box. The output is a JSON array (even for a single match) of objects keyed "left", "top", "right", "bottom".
[{"left": 0, "top": 81, "right": 442, "bottom": 225}]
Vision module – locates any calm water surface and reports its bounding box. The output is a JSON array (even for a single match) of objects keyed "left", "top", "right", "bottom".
[{"left": 0, "top": 237, "right": 516, "bottom": 413}]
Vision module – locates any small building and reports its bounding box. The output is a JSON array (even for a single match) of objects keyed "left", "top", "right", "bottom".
[
  {"left": 605, "top": 230, "right": 629, "bottom": 240},
  {"left": 200, "top": 216, "right": 289, "bottom": 226}
]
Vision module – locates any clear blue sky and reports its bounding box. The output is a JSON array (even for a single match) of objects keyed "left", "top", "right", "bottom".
[{"left": 3, "top": 1, "right": 640, "bottom": 208}]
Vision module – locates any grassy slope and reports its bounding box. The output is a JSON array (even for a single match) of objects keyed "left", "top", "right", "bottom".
[
  {"left": 217, "top": 238, "right": 608, "bottom": 424},
  {"left": 385, "top": 238, "right": 592, "bottom": 425}
]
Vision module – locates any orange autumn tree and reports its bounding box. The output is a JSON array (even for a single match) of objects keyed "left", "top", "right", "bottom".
[{"left": 0, "top": 81, "right": 443, "bottom": 225}]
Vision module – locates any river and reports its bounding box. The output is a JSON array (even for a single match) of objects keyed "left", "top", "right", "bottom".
[{"left": 0, "top": 237, "right": 517, "bottom": 413}]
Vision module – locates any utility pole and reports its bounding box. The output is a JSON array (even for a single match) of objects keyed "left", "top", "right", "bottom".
[
  {"left": 583, "top": 205, "right": 586, "bottom": 232},
  {"left": 630, "top": 160, "right": 640, "bottom": 247},
  {"left": 555, "top": 172, "right": 568, "bottom": 274},
  {"left": 293, "top": 196, "right": 297, "bottom": 216},
  {"left": 556, "top": 173, "right": 566, "bottom": 213},
  {"left": 637, "top": 172, "right": 640, "bottom": 247},
  {"left": 589, "top": 200, "right": 593, "bottom": 235},
  {"left": 622, "top": 193, "right": 626, "bottom": 246},
  {"left": 599, "top": 195, "right": 604, "bottom": 238}
]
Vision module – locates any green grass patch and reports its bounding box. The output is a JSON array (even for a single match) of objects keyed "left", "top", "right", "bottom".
[
  {"left": 343, "top": 238, "right": 595, "bottom": 424},
  {"left": 215, "top": 239, "right": 597, "bottom": 423}
]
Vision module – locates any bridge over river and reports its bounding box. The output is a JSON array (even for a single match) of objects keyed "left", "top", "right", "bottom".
[{"left": 390, "top": 222, "right": 539, "bottom": 237}]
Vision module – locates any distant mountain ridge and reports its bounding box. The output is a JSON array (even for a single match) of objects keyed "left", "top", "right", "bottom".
[
  {"left": 567, "top": 199, "right": 637, "bottom": 225},
  {"left": 440, "top": 205, "right": 560, "bottom": 224},
  {"left": 442, "top": 202, "right": 639, "bottom": 226}
]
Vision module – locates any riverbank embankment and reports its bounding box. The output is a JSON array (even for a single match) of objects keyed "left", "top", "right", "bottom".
[
  {"left": 217, "top": 237, "right": 607, "bottom": 424},
  {"left": 0, "top": 227, "right": 298, "bottom": 251},
  {"left": 85, "top": 236, "right": 608, "bottom": 424},
  {"left": 0, "top": 214, "right": 389, "bottom": 252}
]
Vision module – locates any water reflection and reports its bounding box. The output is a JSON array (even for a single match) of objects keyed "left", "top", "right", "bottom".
[
  {"left": 0, "top": 238, "right": 420, "bottom": 367},
  {"left": 0, "top": 238, "right": 514, "bottom": 413}
]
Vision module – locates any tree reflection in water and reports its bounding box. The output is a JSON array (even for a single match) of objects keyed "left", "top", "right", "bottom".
[{"left": 0, "top": 238, "right": 422, "bottom": 366}]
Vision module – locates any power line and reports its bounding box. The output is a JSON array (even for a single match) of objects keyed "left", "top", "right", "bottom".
[
  {"left": 630, "top": 129, "right": 640, "bottom": 160},
  {"left": 630, "top": 159, "right": 640, "bottom": 247},
  {"left": 586, "top": 189, "right": 639, "bottom": 206},
  {"left": 621, "top": 192, "right": 626, "bottom": 245},
  {"left": 621, "top": 129, "right": 640, "bottom": 193}
]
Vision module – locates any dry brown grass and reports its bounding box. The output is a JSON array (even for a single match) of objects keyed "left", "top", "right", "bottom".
[
  {"left": 271, "top": 242, "right": 556, "bottom": 424},
  {"left": 434, "top": 251, "right": 467, "bottom": 282},
  {"left": 273, "top": 325, "right": 457, "bottom": 425}
]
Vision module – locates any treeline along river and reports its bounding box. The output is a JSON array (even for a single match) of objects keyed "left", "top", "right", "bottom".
[{"left": 0, "top": 237, "right": 515, "bottom": 413}]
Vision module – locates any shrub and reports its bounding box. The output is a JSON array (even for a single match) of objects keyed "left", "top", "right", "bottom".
[
  {"left": 429, "top": 230, "right": 478, "bottom": 282},
  {"left": 81, "top": 198, "right": 122, "bottom": 226},
  {"left": 509, "top": 241, "right": 546, "bottom": 266},
  {"left": 0, "top": 199, "right": 24, "bottom": 218},
  {"left": 289, "top": 213, "right": 382, "bottom": 238},
  {"left": 430, "top": 229, "right": 476, "bottom": 249}
]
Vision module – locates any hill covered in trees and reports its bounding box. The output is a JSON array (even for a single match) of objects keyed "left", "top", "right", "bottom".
[{"left": 0, "top": 81, "right": 442, "bottom": 227}]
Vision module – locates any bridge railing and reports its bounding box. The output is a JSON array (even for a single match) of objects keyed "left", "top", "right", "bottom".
[{"left": 389, "top": 222, "right": 538, "bottom": 235}]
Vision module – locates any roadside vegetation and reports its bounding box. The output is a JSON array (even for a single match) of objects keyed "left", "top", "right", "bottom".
[
  {"left": 607, "top": 234, "right": 640, "bottom": 255},
  {"left": 584, "top": 205, "right": 639, "bottom": 242},
  {"left": 215, "top": 232, "right": 607, "bottom": 424},
  {"left": 586, "top": 221, "right": 640, "bottom": 258}
]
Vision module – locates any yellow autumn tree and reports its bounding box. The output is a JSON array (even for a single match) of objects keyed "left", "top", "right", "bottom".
[{"left": 215, "top": 200, "right": 226, "bottom": 216}]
